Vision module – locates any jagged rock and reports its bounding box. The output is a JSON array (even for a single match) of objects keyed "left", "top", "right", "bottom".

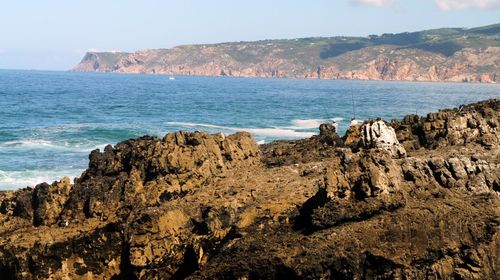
[
  {"left": 60, "top": 131, "right": 259, "bottom": 223},
  {"left": 393, "top": 98, "right": 499, "bottom": 150},
  {"left": 11, "top": 188, "right": 34, "bottom": 220},
  {"left": 342, "top": 123, "right": 363, "bottom": 149},
  {"left": 0, "top": 99, "right": 498, "bottom": 279},
  {"left": 362, "top": 120, "right": 407, "bottom": 158},
  {"left": 323, "top": 149, "right": 402, "bottom": 200},
  {"left": 33, "top": 177, "right": 72, "bottom": 226},
  {"left": 318, "top": 123, "right": 343, "bottom": 146}
]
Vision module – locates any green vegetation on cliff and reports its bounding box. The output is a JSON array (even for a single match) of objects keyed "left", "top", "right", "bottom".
[{"left": 73, "top": 23, "right": 500, "bottom": 82}]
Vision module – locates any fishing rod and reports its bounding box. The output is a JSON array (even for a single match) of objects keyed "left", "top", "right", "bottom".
[{"left": 351, "top": 91, "right": 356, "bottom": 119}]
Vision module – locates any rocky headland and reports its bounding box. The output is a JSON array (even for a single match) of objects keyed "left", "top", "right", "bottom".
[
  {"left": 73, "top": 24, "right": 500, "bottom": 83},
  {"left": 0, "top": 99, "right": 499, "bottom": 279}
]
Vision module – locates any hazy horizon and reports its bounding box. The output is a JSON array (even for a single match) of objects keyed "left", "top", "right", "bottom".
[{"left": 1, "top": 0, "right": 499, "bottom": 70}]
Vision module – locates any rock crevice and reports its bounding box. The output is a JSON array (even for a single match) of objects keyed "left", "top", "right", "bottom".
[{"left": 0, "top": 99, "right": 498, "bottom": 279}]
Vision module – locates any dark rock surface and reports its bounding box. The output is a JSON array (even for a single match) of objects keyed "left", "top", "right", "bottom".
[{"left": 0, "top": 99, "right": 498, "bottom": 279}]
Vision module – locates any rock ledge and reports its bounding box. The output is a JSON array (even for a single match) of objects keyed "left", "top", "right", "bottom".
[{"left": 0, "top": 99, "right": 498, "bottom": 279}]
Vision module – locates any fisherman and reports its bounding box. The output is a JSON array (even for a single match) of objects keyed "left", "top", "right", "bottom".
[
  {"left": 332, "top": 119, "right": 339, "bottom": 133},
  {"left": 349, "top": 117, "right": 358, "bottom": 127}
]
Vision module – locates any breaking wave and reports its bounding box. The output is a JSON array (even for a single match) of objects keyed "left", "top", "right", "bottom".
[
  {"left": 0, "top": 139, "right": 108, "bottom": 153},
  {"left": 163, "top": 121, "right": 321, "bottom": 139},
  {"left": 0, "top": 169, "right": 81, "bottom": 190},
  {"left": 164, "top": 117, "right": 348, "bottom": 140}
]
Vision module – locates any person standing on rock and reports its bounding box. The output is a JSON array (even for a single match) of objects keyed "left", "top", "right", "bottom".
[
  {"left": 350, "top": 117, "right": 359, "bottom": 127},
  {"left": 332, "top": 120, "right": 339, "bottom": 133}
]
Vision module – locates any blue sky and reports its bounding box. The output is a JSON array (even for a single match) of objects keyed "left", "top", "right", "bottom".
[{"left": 0, "top": 0, "right": 499, "bottom": 70}]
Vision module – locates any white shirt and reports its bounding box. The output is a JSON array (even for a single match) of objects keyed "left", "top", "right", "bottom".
[{"left": 332, "top": 122, "right": 339, "bottom": 132}]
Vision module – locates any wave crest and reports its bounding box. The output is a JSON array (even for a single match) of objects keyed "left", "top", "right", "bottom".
[
  {"left": 0, "top": 139, "right": 109, "bottom": 153},
  {"left": 164, "top": 121, "right": 317, "bottom": 139},
  {"left": 0, "top": 169, "right": 80, "bottom": 190}
]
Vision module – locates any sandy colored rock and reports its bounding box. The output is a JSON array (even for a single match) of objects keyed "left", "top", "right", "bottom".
[{"left": 0, "top": 99, "right": 498, "bottom": 279}]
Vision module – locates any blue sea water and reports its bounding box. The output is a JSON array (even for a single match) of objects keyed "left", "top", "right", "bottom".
[{"left": 0, "top": 69, "right": 499, "bottom": 190}]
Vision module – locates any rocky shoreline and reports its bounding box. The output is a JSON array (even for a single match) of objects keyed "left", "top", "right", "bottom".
[
  {"left": 72, "top": 23, "right": 500, "bottom": 84},
  {"left": 73, "top": 47, "right": 500, "bottom": 84},
  {"left": 0, "top": 99, "right": 498, "bottom": 279}
]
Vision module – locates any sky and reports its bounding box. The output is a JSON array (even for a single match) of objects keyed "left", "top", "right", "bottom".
[{"left": 0, "top": 0, "right": 499, "bottom": 70}]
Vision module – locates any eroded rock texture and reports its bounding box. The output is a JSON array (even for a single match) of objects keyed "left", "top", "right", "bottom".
[{"left": 0, "top": 99, "right": 499, "bottom": 279}]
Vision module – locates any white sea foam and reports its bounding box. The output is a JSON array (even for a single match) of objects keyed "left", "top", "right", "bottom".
[
  {"left": 0, "top": 169, "right": 81, "bottom": 190},
  {"left": 1, "top": 139, "right": 55, "bottom": 148},
  {"left": 286, "top": 119, "right": 325, "bottom": 130},
  {"left": 164, "top": 121, "right": 317, "bottom": 139},
  {"left": 164, "top": 122, "right": 226, "bottom": 130},
  {"left": 281, "top": 118, "right": 346, "bottom": 131},
  {"left": 281, "top": 119, "right": 343, "bottom": 130},
  {"left": 242, "top": 128, "right": 315, "bottom": 138},
  {"left": 0, "top": 139, "right": 109, "bottom": 153},
  {"left": 93, "top": 144, "right": 110, "bottom": 151},
  {"left": 164, "top": 117, "right": 347, "bottom": 139}
]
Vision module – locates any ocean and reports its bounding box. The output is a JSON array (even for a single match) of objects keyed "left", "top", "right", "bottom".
[{"left": 0, "top": 69, "right": 498, "bottom": 190}]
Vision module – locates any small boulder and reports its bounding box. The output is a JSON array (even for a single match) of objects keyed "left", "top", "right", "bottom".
[
  {"left": 319, "top": 123, "right": 342, "bottom": 146},
  {"left": 362, "top": 120, "right": 406, "bottom": 158}
]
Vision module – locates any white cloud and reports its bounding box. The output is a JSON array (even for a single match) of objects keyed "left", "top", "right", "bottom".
[
  {"left": 350, "top": 0, "right": 392, "bottom": 6},
  {"left": 436, "top": 0, "right": 500, "bottom": 10}
]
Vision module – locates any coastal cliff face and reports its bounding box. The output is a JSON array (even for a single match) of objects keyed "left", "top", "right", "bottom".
[
  {"left": 73, "top": 24, "right": 500, "bottom": 83},
  {"left": 0, "top": 99, "right": 499, "bottom": 279}
]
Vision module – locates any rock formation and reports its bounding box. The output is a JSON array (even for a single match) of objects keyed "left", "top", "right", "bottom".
[
  {"left": 0, "top": 99, "right": 499, "bottom": 279},
  {"left": 72, "top": 24, "right": 500, "bottom": 83},
  {"left": 360, "top": 120, "right": 407, "bottom": 158}
]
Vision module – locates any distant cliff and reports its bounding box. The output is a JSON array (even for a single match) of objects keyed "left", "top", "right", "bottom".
[{"left": 73, "top": 23, "right": 500, "bottom": 83}]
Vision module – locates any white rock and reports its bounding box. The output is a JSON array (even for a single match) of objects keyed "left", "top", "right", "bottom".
[{"left": 362, "top": 120, "right": 406, "bottom": 158}]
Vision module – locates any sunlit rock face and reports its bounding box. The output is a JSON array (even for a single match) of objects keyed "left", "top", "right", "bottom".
[
  {"left": 362, "top": 120, "right": 407, "bottom": 158},
  {"left": 0, "top": 99, "right": 498, "bottom": 279},
  {"left": 72, "top": 27, "right": 500, "bottom": 84}
]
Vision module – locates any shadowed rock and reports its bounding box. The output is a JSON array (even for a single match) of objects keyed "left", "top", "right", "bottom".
[{"left": 0, "top": 99, "right": 498, "bottom": 279}]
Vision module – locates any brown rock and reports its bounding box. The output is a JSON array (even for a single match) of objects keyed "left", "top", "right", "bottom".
[{"left": 0, "top": 99, "right": 498, "bottom": 279}]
